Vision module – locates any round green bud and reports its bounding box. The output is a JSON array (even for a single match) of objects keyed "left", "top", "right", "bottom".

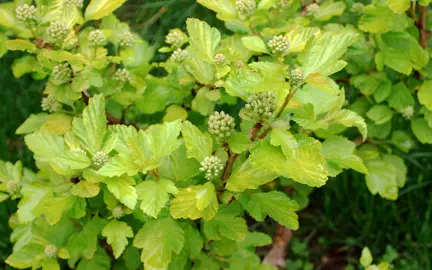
[
  {"left": 402, "top": 106, "right": 414, "bottom": 119},
  {"left": 15, "top": 4, "right": 37, "bottom": 26},
  {"left": 172, "top": 48, "right": 188, "bottom": 63},
  {"left": 88, "top": 29, "right": 106, "bottom": 47},
  {"left": 41, "top": 94, "right": 60, "bottom": 113},
  {"left": 92, "top": 151, "right": 109, "bottom": 167},
  {"left": 112, "top": 207, "right": 124, "bottom": 219},
  {"left": 118, "top": 31, "right": 134, "bottom": 47},
  {"left": 52, "top": 63, "right": 72, "bottom": 81},
  {"left": 47, "top": 21, "right": 70, "bottom": 44},
  {"left": 208, "top": 111, "right": 236, "bottom": 141},
  {"left": 214, "top": 53, "right": 226, "bottom": 66},
  {"left": 44, "top": 244, "right": 58, "bottom": 258},
  {"left": 235, "top": 0, "right": 256, "bottom": 18},
  {"left": 306, "top": 3, "right": 320, "bottom": 15},
  {"left": 268, "top": 35, "right": 289, "bottom": 55},
  {"left": 165, "top": 29, "right": 187, "bottom": 48},
  {"left": 6, "top": 180, "right": 20, "bottom": 195},
  {"left": 113, "top": 68, "right": 131, "bottom": 83},
  {"left": 244, "top": 90, "right": 277, "bottom": 120},
  {"left": 199, "top": 156, "right": 225, "bottom": 180},
  {"left": 287, "top": 68, "right": 303, "bottom": 86},
  {"left": 64, "top": 0, "right": 83, "bottom": 8}
]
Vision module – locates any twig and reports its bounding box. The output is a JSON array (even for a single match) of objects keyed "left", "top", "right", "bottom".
[
  {"left": 133, "top": 6, "right": 168, "bottom": 30},
  {"left": 262, "top": 225, "right": 292, "bottom": 268},
  {"left": 417, "top": 5, "right": 427, "bottom": 48},
  {"left": 248, "top": 122, "right": 263, "bottom": 141},
  {"left": 222, "top": 152, "right": 239, "bottom": 180}
]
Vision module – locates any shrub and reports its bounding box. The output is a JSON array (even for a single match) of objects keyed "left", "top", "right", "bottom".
[{"left": 0, "top": 0, "right": 430, "bottom": 269}]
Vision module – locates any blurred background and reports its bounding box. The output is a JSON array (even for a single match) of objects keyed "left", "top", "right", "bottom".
[{"left": 1, "top": 0, "right": 432, "bottom": 269}]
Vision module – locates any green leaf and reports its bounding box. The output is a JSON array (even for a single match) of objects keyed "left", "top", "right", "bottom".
[
  {"left": 240, "top": 232, "right": 272, "bottom": 247},
  {"left": 360, "top": 247, "right": 373, "bottom": 268},
  {"left": 17, "top": 183, "right": 52, "bottom": 223},
  {"left": 270, "top": 128, "right": 298, "bottom": 159},
  {"left": 365, "top": 158, "right": 398, "bottom": 200},
  {"left": 102, "top": 175, "right": 137, "bottom": 209},
  {"left": 388, "top": 83, "right": 415, "bottom": 111},
  {"left": 181, "top": 121, "right": 213, "bottom": 161},
  {"left": 16, "top": 113, "right": 48, "bottom": 134},
  {"left": 226, "top": 159, "right": 278, "bottom": 192},
  {"left": 42, "top": 258, "right": 60, "bottom": 270},
  {"left": 418, "top": 81, "right": 432, "bottom": 111},
  {"left": 250, "top": 140, "right": 328, "bottom": 188},
  {"left": 102, "top": 220, "right": 133, "bottom": 259},
  {"left": 313, "top": 1, "right": 346, "bottom": 21},
  {"left": 163, "top": 105, "right": 188, "bottom": 122},
  {"left": 71, "top": 180, "right": 100, "bottom": 198},
  {"left": 390, "top": 130, "right": 414, "bottom": 153},
  {"left": 85, "top": 0, "right": 126, "bottom": 21},
  {"left": 76, "top": 246, "right": 111, "bottom": 270},
  {"left": 241, "top": 36, "right": 268, "bottom": 54},
  {"left": 322, "top": 136, "right": 367, "bottom": 176},
  {"left": 186, "top": 18, "right": 221, "bottom": 63},
  {"left": 136, "top": 179, "right": 178, "bottom": 218},
  {"left": 326, "top": 109, "right": 368, "bottom": 139},
  {"left": 6, "top": 39, "right": 36, "bottom": 53},
  {"left": 383, "top": 154, "right": 407, "bottom": 188},
  {"left": 411, "top": 118, "right": 432, "bottom": 144},
  {"left": 366, "top": 105, "right": 393, "bottom": 125},
  {"left": 170, "top": 182, "right": 218, "bottom": 220},
  {"left": 243, "top": 191, "right": 299, "bottom": 230},
  {"left": 228, "top": 132, "right": 251, "bottom": 154},
  {"left": 202, "top": 206, "right": 247, "bottom": 241},
  {"left": 72, "top": 94, "right": 107, "bottom": 155},
  {"left": 285, "top": 27, "right": 320, "bottom": 54},
  {"left": 158, "top": 144, "right": 202, "bottom": 182},
  {"left": 386, "top": 0, "right": 410, "bottom": 13},
  {"left": 181, "top": 222, "right": 204, "bottom": 258},
  {"left": 359, "top": 3, "right": 409, "bottom": 33},
  {"left": 299, "top": 31, "right": 359, "bottom": 77},
  {"left": 5, "top": 243, "right": 45, "bottom": 269},
  {"left": 133, "top": 217, "right": 184, "bottom": 270},
  {"left": 40, "top": 113, "right": 73, "bottom": 135},
  {"left": 44, "top": 194, "right": 75, "bottom": 225}
]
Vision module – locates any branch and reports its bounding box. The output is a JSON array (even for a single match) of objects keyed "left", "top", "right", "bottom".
[
  {"left": 222, "top": 152, "right": 239, "bottom": 180},
  {"left": 262, "top": 225, "right": 292, "bottom": 268},
  {"left": 418, "top": 5, "right": 427, "bottom": 48}
]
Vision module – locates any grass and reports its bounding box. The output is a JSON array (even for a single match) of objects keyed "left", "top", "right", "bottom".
[{"left": 1, "top": 1, "right": 432, "bottom": 269}]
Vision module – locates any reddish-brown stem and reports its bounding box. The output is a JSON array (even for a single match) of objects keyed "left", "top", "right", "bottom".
[
  {"left": 418, "top": 5, "right": 427, "bottom": 48},
  {"left": 222, "top": 152, "right": 239, "bottom": 180},
  {"left": 262, "top": 225, "right": 292, "bottom": 268}
]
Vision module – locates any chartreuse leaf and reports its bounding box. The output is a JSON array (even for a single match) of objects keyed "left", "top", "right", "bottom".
[
  {"left": 388, "top": 83, "right": 415, "bottom": 111},
  {"left": 226, "top": 159, "right": 278, "bottom": 192},
  {"left": 242, "top": 191, "right": 299, "bottom": 230},
  {"left": 84, "top": 0, "right": 126, "bottom": 21},
  {"left": 170, "top": 182, "right": 218, "bottom": 220},
  {"left": 72, "top": 94, "right": 107, "bottom": 155},
  {"left": 17, "top": 183, "right": 52, "bottom": 223},
  {"left": 270, "top": 128, "right": 297, "bottom": 159},
  {"left": 326, "top": 109, "right": 368, "bottom": 139},
  {"left": 360, "top": 247, "right": 373, "bottom": 268},
  {"left": 228, "top": 132, "right": 251, "bottom": 154},
  {"left": 313, "top": 1, "right": 345, "bottom": 21},
  {"left": 386, "top": 0, "right": 410, "bottom": 14},
  {"left": 202, "top": 205, "right": 247, "bottom": 241},
  {"left": 102, "top": 220, "right": 133, "bottom": 259},
  {"left": 251, "top": 139, "right": 328, "bottom": 188},
  {"left": 136, "top": 179, "right": 178, "bottom": 218},
  {"left": 181, "top": 121, "right": 213, "bottom": 161},
  {"left": 6, "top": 39, "right": 37, "bottom": 53},
  {"left": 241, "top": 36, "right": 268, "bottom": 54},
  {"left": 299, "top": 31, "right": 358, "bottom": 77},
  {"left": 25, "top": 132, "right": 64, "bottom": 163},
  {"left": 40, "top": 113, "right": 73, "bottom": 135},
  {"left": 418, "top": 81, "right": 432, "bottom": 111},
  {"left": 42, "top": 258, "right": 60, "bottom": 270},
  {"left": 158, "top": 144, "right": 202, "bottom": 182},
  {"left": 411, "top": 118, "right": 432, "bottom": 144},
  {"left": 286, "top": 27, "right": 320, "bottom": 54},
  {"left": 133, "top": 217, "right": 184, "bottom": 270},
  {"left": 359, "top": 3, "right": 409, "bottom": 33},
  {"left": 6, "top": 243, "right": 45, "bottom": 269},
  {"left": 322, "top": 136, "right": 367, "bottom": 176},
  {"left": 71, "top": 180, "right": 100, "bottom": 198},
  {"left": 16, "top": 113, "right": 48, "bottom": 134},
  {"left": 181, "top": 222, "right": 203, "bottom": 258},
  {"left": 102, "top": 175, "right": 137, "bottom": 209},
  {"left": 383, "top": 154, "right": 407, "bottom": 188},
  {"left": 186, "top": 18, "right": 221, "bottom": 63},
  {"left": 364, "top": 158, "right": 398, "bottom": 200},
  {"left": 76, "top": 246, "right": 111, "bottom": 270}
]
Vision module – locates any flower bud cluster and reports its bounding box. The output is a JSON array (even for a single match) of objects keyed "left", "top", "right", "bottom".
[
  {"left": 52, "top": 63, "right": 72, "bottom": 81},
  {"left": 236, "top": 60, "right": 245, "bottom": 68},
  {"left": 47, "top": 21, "right": 70, "bottom": 44},
  {"left": 268, "top": 35, "right": 289, "bottom": 55},
  {"left": 6, "top": 180, "right": 20, "bottom": 195},
  {"left": 306, "top": 3, "right": 320, "bottom": 15},
  {"left": 72, "top": 148, "right": 86, "bottom": 155},
  {"left": 245, "top": 91, "right": 277, "bottom": 120},
  {"left": 235, "top": 0, "right": 256, "bottom": 18},
  {"left": 113, "top": 68, "right": 131, "bottom": 83},
  {"left": 214, "top": 53, "right": 226, "bottom": 66},
  {"left": 92, "top": 151, "right": 109, "bottom": 167},
  {"left": 64, "top": 0, "right": 83, "bottom": 8},
  {"left": 88, "top": 30, "right": 106, "bottom": 47},
  {"left": 112, "top": 207, "right": 124, "bottom": 219},
  {"left": 15, "top": 4, "right": 37, "bottom": 26},
  {"left": 208, "top": 111, "right": 235, "bottom": 141},
  {"left": 44, "top": 245, "right": 58, "bottom": 258},
  {"left": 41, "top": 94, "right": 60, "bottom": 113},
  {"left": 287, "top": 68, "right": 303, "bottom": 86},
  {"left": 172, "top": 48, "right": 188, "bottom": 62},
  {"left": 165, "top": 29, "right": 187, "bottom": 48},
  {"left": 119, "top": 31, "right": 134, "bottom": 47},
  {"left": 402, "top": 106, "right": 414, "bottom": 119},
  {"left": 200, "top": 156, "right": 224, "bottom": 180}
]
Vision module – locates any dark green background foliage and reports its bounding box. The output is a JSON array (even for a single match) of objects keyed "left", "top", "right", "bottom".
[{"left": 1, "top": 0, "right": 432, "bottom": 269}]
